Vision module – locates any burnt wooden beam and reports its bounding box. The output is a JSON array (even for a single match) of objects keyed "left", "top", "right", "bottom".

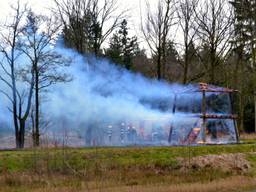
[
  {"left": 197, "top": 82, "right": 238, "bottom": 93},
  {"left": 199, "top": 114, "right": 238, "bottom": 119}
]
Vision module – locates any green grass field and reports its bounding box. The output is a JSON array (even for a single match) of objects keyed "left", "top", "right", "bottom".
[{"left": 0, "top": 135, "right": 256, "bottom": 192}]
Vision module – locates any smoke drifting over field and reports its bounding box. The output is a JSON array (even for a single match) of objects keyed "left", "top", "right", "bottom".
[
  {"left": 0, "top": 43, "right": 186, "bottom": 146},
  {"left": 0, "top": 44, "right": 237, "bottom": 147},
  {"left": 44, "top": 46, "right": 196, "bottom": 145}
]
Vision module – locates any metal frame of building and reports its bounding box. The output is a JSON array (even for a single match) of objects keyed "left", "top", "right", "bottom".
[{"left": 171, "top": 82, "right": 239, "bottom": 144}]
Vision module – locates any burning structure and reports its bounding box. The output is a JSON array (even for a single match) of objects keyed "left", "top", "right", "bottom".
[
  {"left": 168, "top": 83, "right": 239, "bottom": 145},
  {"left": 90, "top": 83, "right": 239, "bottom": 146}
]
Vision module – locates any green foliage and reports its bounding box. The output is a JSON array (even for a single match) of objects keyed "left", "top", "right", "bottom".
[
  {"left": 105, "top": 19, "right": 140, "bottom": 69},
  {"left": 63, "top": 10, "right": 103, "bottom": 55},
  {"left": 229, "top": 0, "right": 256, "bottom": 132},
  {"left": 63, "top": 12, "right": 92, "bottom": 54}
]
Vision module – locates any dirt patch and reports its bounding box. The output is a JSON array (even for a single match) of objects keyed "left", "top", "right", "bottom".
[{"left": 177, "top": 153, "right": 251, "bottom": 173}]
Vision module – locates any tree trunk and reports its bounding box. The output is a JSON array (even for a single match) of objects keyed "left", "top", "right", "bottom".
[
  {"left": 239, "top": 93, "right": 244, "bottom": 132},
  {"left": 20, "top": 119, "right": 25, "bottom": 148},
  {"left": 239, "top": 55, "right": 245, "bottom": 132},
  {"left": 162, "top": 36, "right": 167, "bottom": 80},
  {"left": 11, "top": 63, "right": 20, "bottom": 148},
  {"left": 162, "top": 49, "right": 166, "bottom": 80},
  {"left": 14, "top": 116, "right": 20, "bottom": 148},
  {"left": 251, "top": 40, "right": 256, "bottom": 133},
  {"left": 157, "top": 47, "right": 161, "bottom": 80},
  {"left": 183, "top": 44, "right": 189, "bottom": 84},
  {"left": 35, "top": 69, "right": 40, "bottom": 147},
  {"left": 16, "top": 119, "right": 25, "bottom": 149},
  {"left": 210, "top": 47, "right": 215, "bottom": 84},
  {"left": 16, "top": 129, "right": 21, "bottom": 149},
  {"left": 254, "top": 92, "right": 256, "bottom": 133},
  {"left": 31, "top": 107, "right": 36, "bottom": 147},
  {"left": 183, "top": 20, "right": 189, "bottom": 84}
]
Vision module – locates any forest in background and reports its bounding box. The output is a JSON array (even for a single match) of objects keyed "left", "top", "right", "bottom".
[{"left": 0, "top": 0, "right": 256, "bottom": 148}]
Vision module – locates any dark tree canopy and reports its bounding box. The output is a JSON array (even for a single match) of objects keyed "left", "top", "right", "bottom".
[{"left": 105, "top": 19, "right": 140, "bottom": 69}]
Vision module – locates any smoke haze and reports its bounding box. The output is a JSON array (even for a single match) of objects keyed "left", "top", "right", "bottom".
[
  {"left": 44, "top": 46, "right": 191, "bottom": 145},
  {"left": 0, "top": 44, "right": 237, "bottom": 147}
]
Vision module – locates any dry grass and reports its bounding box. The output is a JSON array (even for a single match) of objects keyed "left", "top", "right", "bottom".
[
  {"left": 240, "top": 133, "right": 256, "bottom": 142},
  {"left": 177, "top": 153, "right": 251, "bottom": 173},
  {"left": 1, "top": 145, "right": 256, "bottom": 192},
  {"left": 92, "top": 176, "right": 256, "bottom": 192},
  {"left": 0, "top": 175, "right": 255, "bottom": 192}
]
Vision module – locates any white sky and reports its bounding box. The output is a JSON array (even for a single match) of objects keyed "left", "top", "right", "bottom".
[
  {"left": 0, "top": 0, "right": 157, "bottom": 26},
  {"left": 0, "top": 0, "right": 162, "bottom": 52}
]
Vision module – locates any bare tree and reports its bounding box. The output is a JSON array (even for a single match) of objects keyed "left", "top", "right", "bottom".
[
  {"left": 89, "top": 0, "right": 127, "bottom": 56},
  {"left": 54, "top": 0, "right": 126, "bottom": 56},
  {"left": 141, "top": 0, "right": 177, "bottom": 80},
  {"left": 194, "top": 0, "right": 233, "bottom": 84},
  {"left": 177, "top": 0, "right": 199, "bottom": 84},
  {"left": 19, "top": 10, "right": 71, "bottom": 147},
  {"left": 54, "top": 0, "right": 91, "bottom": 54},
  {"left": 0, "top": 2, "right": 34, "bottom": 148}
]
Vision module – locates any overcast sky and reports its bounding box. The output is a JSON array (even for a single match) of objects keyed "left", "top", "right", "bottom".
[
  {"left": 0, "top": 0, "right": 163, "bottom": 52},
  {"left": 0, "top": 0, "right": 158, "bottom": 26}
]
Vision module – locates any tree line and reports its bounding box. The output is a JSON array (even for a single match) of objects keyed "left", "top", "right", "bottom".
[{"left": 0, "top": 0, "right": 255, "bottom": 148}]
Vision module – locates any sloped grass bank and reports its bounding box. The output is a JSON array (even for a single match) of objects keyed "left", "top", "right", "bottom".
[{"left": 0, "top": 144, "right": 256, "bottom": 191}]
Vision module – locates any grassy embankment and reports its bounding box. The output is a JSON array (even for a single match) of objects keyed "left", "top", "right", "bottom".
[{"left": 0, "top": 134, "right": 256, "bottom": 192}]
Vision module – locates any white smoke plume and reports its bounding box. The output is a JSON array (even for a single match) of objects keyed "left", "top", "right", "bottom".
[
  {"left": 44, "top": 46, "right": 196, "bottom": 146},
  {"left": 0, "top": 43, "right": 237, "bottom": 147}
]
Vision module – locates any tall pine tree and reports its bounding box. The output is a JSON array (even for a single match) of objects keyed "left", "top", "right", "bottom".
[
  {"left": 230, "top": 0, "right": 256, "bottom": 132},
  {"left": 105, "top": 19, "right": 140, "bottom": 69}
]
